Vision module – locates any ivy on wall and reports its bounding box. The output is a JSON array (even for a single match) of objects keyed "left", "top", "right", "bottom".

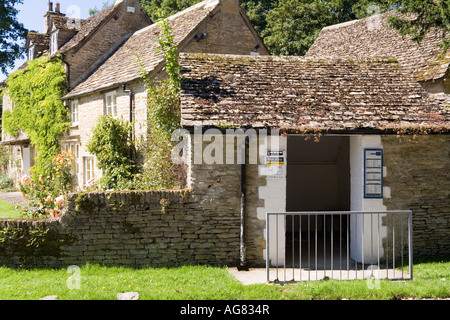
[{"left": 1, "top": 56, "right": 70, "bottom": 178}]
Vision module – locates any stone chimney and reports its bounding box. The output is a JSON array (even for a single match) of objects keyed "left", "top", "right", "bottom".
[{"left": 44, "top": 2, "right": 64, "bottom": 34}]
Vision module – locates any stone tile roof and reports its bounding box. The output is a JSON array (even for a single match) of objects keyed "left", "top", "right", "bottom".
[
  {"left": 64, "top": 0, "right": 221, "bottom": 99},
  {"left": 306, "top": 11, "right": 450, "bottom": 83},
  {"left": 50, "top": 14, "right": 84, "bottom": 31},
  {"left": 57, "top": 1, "right": 121, "bottom": 55},
  {"left": 26, "top": 32, "right": 50, "bottom": 48},
  {"left": 179, "top": 53, "right": 449, "bottom": 133}
]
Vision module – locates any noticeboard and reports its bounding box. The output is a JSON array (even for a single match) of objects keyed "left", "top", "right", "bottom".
[
  {"left": 264, "top": 150, "right": 285, "bottom": 178},
  {"left": 364, "top": 149, "right": 383, "bottom": 198}
]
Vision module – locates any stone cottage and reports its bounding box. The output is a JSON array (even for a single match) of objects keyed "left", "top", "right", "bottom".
[
  {"left": 1, "top": 0, "right": 269, "bottom": 187},
  {"left": 179, "top": 52, "right": 449, "bottom": 267}
]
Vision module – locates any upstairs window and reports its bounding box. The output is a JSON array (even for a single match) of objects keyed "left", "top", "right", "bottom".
[
  {"left": 50, "top": 31, "right": 58, "bottom": 55},
  {"left": 70, "top": 100, "right": 78, "bottom": 125},
  {"left": 105, "top": 91, "right": 117, "bottom": 116}
]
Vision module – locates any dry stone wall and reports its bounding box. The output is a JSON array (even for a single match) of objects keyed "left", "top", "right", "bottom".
[
  {"left": 0, "top": 190, "right": 242, "bottom": 268},
  {"left": 382, "top": 135, "right": 450, "bottom": 258}
]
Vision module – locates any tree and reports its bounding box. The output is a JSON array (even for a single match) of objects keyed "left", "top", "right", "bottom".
[
  {"left": 241, "top": 0, "right": 393, "bottom": 56},
  {"left": 89, "top": 1, "right": 112, "bottom": 16},
  {"left": 386, "top": 0, "right": 450, "bottom": 57},
  {"left": 0, "top": 0, "right": 28, "bottom": 75}
]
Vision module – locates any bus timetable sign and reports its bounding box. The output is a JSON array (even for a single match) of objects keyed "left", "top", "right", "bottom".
[
  {"left": 364, "top": 149, "right": 383, "bottom": 199},
  {"left": 265, "top": 150, "right": 285, "bottom": 178}
]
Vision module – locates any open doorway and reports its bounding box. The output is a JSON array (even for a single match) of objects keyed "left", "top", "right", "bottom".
[{"left": 286, "top": 136, "right": 350, "bottom": 269}]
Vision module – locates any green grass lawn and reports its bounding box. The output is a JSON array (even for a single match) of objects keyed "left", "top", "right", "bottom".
[
  {"left": 0, "top": 199, "right": 22, "bottom": 219},
  {"left": 0, "top": 258, "right": 448, "bottom": 300}
]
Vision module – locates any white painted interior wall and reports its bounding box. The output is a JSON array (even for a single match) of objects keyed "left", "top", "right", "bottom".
[{"left": 349, "top": 135, "right": 387, "bottom": 264}]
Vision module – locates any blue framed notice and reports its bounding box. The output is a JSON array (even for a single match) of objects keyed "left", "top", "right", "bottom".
[{"left": 364, "top": 149, "right": 383, "bottom": 199}]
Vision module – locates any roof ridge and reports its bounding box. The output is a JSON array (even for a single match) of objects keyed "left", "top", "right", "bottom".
[
  {"left": 134, "top": 0, "right": 220, "bottom": 36},
  {"left": 57, "top": 1, "right": 122, "bottom": 54}
]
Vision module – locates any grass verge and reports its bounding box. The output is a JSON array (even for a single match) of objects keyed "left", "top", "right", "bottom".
[
  {"left": 0, "top": 199, "right": 21, "bottom": 219},
  {"left": 0, "top": 258, "right": 448, "bottom": 300}
]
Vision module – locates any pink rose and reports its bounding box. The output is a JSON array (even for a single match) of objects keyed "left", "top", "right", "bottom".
[
  {"left": 54, "top": 196, "right": 64, "bottom": 206},
  {"left": 88, "top": 178, "right": 96, "bottom": 188},
  {"left": 21, "top": 175, "right": 31, "bottom": 185}
]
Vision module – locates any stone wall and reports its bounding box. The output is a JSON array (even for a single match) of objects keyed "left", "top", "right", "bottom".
[
  {"left": 65, "top": 0, "right": 150, "bottom": 89},
  {"left": 0, "top": 190, "right": 242, "bottom": 268},
  {"left": 382, "top": 135, "right": 450, "bottom": 258}
]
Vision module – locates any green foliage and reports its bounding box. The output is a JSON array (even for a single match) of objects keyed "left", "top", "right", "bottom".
[
  {"left": 241, "top": 0, "right": 393, "bottom": 56},
  {"left": 140, "top": 1, "right": 448, "bottom": 57},
  {"left": 140, "top": 0, "right": 203, "bottom": 22},
  {"left": 2, "top": 56, "right": 70, "bottom": 178},
  {"left": 86, "top": 115, "right": 136, "bottom": 190},
  {"left": 89, "top": 0, "right": 112, "bottom": 16},
  {"left": 0, "top": 0, "right": 28, "bottom": 75},
  {"left": 138, "top": 19, "right": 184, "bottom": 190},
  {"left": 0, "top": 145, "right": 10, "bottom": 176},
  {"left": 18, "top": 151, "right": 74, "bottom": 218}
]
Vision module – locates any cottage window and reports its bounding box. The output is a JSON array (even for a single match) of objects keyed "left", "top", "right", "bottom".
[
  {"left": 70, "top": 100, "right": 78, "bottom": 125},
  {"left": 83, "top": 157, "right": 95, "bottom": 186},
  {"left": 105, "top": 91, "right": 117, "bottom": 116},
  {"left": 64, "top": 142, "right": 80, "bottom": 182},
  {"left": 28, "top": 45, "right": 35, "bottom": 60},
  {"left": 50, "top": 31, "right": 58, "bottom": 54}
]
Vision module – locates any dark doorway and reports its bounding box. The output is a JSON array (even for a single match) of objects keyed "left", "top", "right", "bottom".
[{"left": 286, "top": 136, "right": 350, "bottom": 269}]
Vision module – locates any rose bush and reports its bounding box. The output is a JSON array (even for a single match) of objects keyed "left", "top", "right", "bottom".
[{"left": 18, "top": 151, "right": 75, "bottom": 219}]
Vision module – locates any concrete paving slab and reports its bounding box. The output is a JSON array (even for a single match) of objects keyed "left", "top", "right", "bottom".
[{"left": 228, "top": 267, "right": 410, "bottom": 285}]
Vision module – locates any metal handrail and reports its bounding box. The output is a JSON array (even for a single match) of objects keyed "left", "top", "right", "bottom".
[{"left": 266, "top": 210, "right": 413, "bottom": 283}]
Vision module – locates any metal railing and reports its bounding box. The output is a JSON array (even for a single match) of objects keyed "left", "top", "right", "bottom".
[{"left": 266, "top": 211, "right": 412, "bottom": 283}]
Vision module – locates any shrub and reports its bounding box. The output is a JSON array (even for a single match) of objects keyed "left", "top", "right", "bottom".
[
  {"left": 18, "top": 151, "right": 74, "bottom": 218},
  {"left": 86, "top": 115, "right": 136, "bottom": 190}
]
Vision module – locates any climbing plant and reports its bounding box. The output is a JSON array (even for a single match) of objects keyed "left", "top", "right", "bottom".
[
  {"left": 2, "top": 56, "right": 70, "bottom": 178},
  {"left": 138, "top": 19, "right": 184, "bottom": 190}
]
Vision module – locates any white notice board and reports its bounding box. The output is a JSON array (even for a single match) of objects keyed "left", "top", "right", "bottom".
[{"left": 364, "top": 149, "right": 383, "bottom": 198}]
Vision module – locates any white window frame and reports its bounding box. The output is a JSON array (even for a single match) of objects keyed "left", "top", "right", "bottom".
[
  {"left": 83, "top": 157, "right": 95, "bottom": 186},
  {"left": 70, "top": 100, "right": 79, "bottom": 125},
  {"left": 105, "top": 91, "right": 117, "bottom": 116},
  {"left": 63, "top": 142, "right": 81, "bottom": 182},
  {"left": 28, "top": 45, "right": 35, "bottom": 60},
  {"left": 50, "top": 31, "right": 58, "bottom": 55}
]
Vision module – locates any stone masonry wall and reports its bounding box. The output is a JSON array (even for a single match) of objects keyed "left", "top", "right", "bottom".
[
  {"left": 0, "top": 190, "right": 241, "bottom": 268},
  {"left": 382, "top": 135, "right": 450, "bottom": 258}
]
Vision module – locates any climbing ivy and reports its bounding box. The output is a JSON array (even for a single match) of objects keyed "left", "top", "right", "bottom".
[
  {"left": 2, "top": 56, "right": 70, "bottom": 178},
  {"left": 138, "top": 19, "right": 184, "bottom": 190}
]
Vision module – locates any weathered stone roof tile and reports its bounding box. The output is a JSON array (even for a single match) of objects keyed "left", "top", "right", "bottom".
[
  {"left": 64, "top": 0, "right": 220, "bottom": 98},
  {"left": 180, "top": 53, "right": 449, "bottom": 132},
  {"left": 306, "top": 11, "right": 450, "bottom": 83}
]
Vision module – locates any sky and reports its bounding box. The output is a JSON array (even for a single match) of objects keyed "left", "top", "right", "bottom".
[{"left": 1, "top": 0, "right": 112, "bottom": 81}]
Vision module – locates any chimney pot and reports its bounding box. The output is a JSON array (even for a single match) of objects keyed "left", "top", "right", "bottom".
[
  {"left": 55, "top": 3, "right": 60, "bottom": 13},
  {"left": 48, "top": 1, "right": 53, "bottom": 12}
]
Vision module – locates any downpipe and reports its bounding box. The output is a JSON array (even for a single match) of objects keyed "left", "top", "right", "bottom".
[{"left": 238, "top": 136, "right": 249, "bottom": 271}]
